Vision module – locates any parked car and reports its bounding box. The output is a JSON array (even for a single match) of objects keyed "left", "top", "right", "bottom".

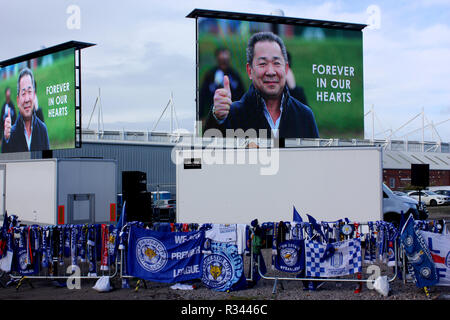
[
  {"left": 151, "top": 191, "right": 175, "bottom": 208},
  {"left": 407, "top": 190, "right": 449, "bottom": 206},
  {"left": 383, "top": 184, "right": 428, "bottom": 225},
  {"left": 434, "top": 190, "right": 450, "bottom": 204},
  {"left": 151, "top": 191, "right": 176, "bottom": 222}
]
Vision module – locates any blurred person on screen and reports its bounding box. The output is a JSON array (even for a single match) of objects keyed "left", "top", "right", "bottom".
[
  {"left": 205, "top": 32, "right": 319, "bottom": 139},
  {"left": 199, "top": 47, "right": 245, "bottom": 131},
  {"left": 33, "top": 79, "right": 45, "bottom": 123},
  {"left": 0, "top": 87, "right": 17, "bottom": 140},
  {"left": 285, "top": 51, "right": 309, "bottom": 106},
  {"left": 1, "top": 68, "right": 49, "bottom": 153}
]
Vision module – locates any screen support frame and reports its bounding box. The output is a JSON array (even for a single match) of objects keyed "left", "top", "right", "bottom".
[{"left": 75, "top": 48, "right": 82, "bottom": 149}]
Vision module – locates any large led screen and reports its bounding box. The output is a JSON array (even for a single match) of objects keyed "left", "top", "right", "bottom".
[
  {"left": 0, "top": 48, "right": 76, "bottom": 153},
  {"left": 197, "top": 17, "right": 364, "bottom": 140}
]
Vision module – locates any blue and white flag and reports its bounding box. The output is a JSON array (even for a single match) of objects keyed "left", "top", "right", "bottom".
[
  {"left": 201, "top": 241, "right": 246, "bottom": 292},
  {"left": 293, "top": 206, "right": 303, "bottom": 223},
  {"left": 127, "top": 226, "right": 204, "bottom": 283},
  {"left": 400, "top": 215, "right": 438, "bottom": 288},
  {"left": 306, "top": 214, "right": 325, "bottom": 240},
  {"left": 305, "top": 238, "right": 362, "bottom": 278},
  {"left": 420, "top": 230, "right": 450, "bottom": 287},
  {"left": 274, "top": 240, "right": 305, "bottom": 273}
]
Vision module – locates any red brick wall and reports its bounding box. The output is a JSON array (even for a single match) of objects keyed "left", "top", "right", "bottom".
[{"left": 383, "top": 169, "right": 450, "bottom": 190}]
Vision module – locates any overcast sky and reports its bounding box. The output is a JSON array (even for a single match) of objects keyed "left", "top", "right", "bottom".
[{"left": 1, "top": 0, "right": 449, "bottom": 142}]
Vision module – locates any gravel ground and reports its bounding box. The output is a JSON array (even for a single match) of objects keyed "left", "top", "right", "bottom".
[{"left": 0, "top": 207, "right": 448, "bottom": 302}]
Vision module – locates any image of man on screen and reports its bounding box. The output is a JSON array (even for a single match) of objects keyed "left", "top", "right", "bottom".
[
  {"left": 0, "top": 87, "right": 17, "bottom": 140},
  {"left": 205, "top": 31, "right": 319, "bottom": 139},
  {"left": 2, "top": 68, "right": 49, "bottom": 153}
]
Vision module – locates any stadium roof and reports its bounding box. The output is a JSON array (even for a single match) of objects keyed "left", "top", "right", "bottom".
[{"left": 383, "top": 150, "right": 450, "bottom": 170}]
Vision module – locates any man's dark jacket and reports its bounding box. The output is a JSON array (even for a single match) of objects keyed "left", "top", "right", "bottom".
[
  {"left": 205, "top": 84, "right": 319, "bottom": 139},
  {"left": 199, "top": 67, "right": 245, "bottom": 121},
  {"left": 1, "top": 112, "right": 50, "bottom": 153}
]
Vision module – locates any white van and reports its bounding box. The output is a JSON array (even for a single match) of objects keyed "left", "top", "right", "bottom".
[{"left": 383, "top": 183, "right": 428, "bottom": 224}]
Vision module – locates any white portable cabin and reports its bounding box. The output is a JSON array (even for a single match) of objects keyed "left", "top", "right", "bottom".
[
  {"left": 0, "top": 158, "right": 117, "bottom": 225},
  {"left": 176, "top": 147, "right": 383, "bottom": 224}
]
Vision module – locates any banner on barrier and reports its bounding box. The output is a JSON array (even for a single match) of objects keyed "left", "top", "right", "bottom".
[
  {"left": 420, "top": 230, "right": 450, "bottom": 287},
  {"left": 400, "top": 216, "right": 438, "bottom": 288},
  {"left": 201, "top": 241, "right": 246, "bottom": 292},
  {"left": 127, "top": 226, "right": 205, "bottom": 283},
  {"left": 274, "top": 240, "right": 305, "bottom": 273},
  {"left": 305, "top": 238, "right": 362, "bottom": 278}
]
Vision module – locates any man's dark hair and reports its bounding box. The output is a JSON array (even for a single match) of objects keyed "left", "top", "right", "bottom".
[
  {"left": 16, "top": 68, "right": 35, "bottom": 96},
  {"left": 246, "top": 32, "right": 288, "bottom": 65}
]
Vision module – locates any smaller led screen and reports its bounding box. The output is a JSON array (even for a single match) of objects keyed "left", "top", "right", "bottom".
[{"left": 0, "top": 48, "right": 76, "bottom": 153}]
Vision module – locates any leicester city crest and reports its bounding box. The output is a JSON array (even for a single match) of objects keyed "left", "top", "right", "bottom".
[
  {"left": 201, "top": 253, "right": 233, "bottom": 290},
  {"left": 136, "top": 237, "right": 168, "bottom": 273},
  {"left": 405, "top": 235, "right": 414, "bottom": 247},
  {"left": 19, "top": 251, "right": 28, "bottom": 271},
  {"left": 280, "top": 247, "right": 298, "bottom": 267}
]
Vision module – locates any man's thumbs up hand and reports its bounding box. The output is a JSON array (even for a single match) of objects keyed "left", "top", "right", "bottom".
[
  {"left": 213, "top": 75, "right": 232, "bottom": 121},
  {"left": 4, "top": 108, "right": 11, "bottom": 140}
]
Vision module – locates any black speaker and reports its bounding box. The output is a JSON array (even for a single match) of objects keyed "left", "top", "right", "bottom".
[
  {"left": 122, "top": 171, "right": 147, "bottom": 198},
  {"left": 125, "top": 192, "right": 153, "bottom": 223},
  {"left": 411, "top": 164, "right": 429, "bottom": 188}
]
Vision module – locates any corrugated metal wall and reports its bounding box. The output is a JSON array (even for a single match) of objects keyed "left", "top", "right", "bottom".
[{"left": 32, "top": 142, "right": 176, "bottom": 196}]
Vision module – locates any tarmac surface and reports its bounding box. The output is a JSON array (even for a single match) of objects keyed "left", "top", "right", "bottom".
[{"left": 0, "top": 206, "right": 449, "bottom": 305}]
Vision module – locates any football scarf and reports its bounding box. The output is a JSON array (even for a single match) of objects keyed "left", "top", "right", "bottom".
[
  {"left": 41, "top": 227, "right": 49, "bottom": 269},
  {"left": 0, "top": 229, "right": 13, "bottom": 272},
  {"left": 400, "top": 215, "right": 438, "bottom": 288},
  {"left": 48, "top": 227, "right": 55, "bottom": 276},
  {"left": 376, "top": 222, "right": 387, "bottom": 263},
  {"left": 64, "top": 225, "right": 71, "bottom": 258},
  {"left": 321, "top": 222, "right": 330, "bottom": 243},
  {"left": 364, "top": 222, "right": 376, "bottom": 263},
  {"left": 100, "top": 224, "right": 109, "bottom": 271},
  {"left": 31, "top": 226, "right": 41, "bottom": 273},
  {"left": 0, "top": 212, "right": 10, "bottom": 259},
  {"left": 108, "top": 225, "right": 119, "bottom": 265},
  {"left": 387, "top": 224, "right": 398, "bottom": 267},
  {"left": 78, "top": 225, "right": 88, "bottom": 262},
  {"left": 58, "top": 226, "right": 64, "bottom": 266},
  {"left": 271, "top": 223, "right": 279, "bottom": 270},
  {"left": 13, "top": 227, "right": 38, "bottom": 275},
  {"left": 70, "top": 226, "right": 78, "bottom": 272},
  {"left": 291, "top": 222, "right": 303, "bottom": 241},
  {"left": 87, "top": 225, "right": 97, "bottom": 276}
]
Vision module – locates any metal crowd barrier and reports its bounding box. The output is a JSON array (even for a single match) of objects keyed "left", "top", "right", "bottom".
[
  {"left": 5, "top": 225, "right": 119, "bottom": 290},
  {"left": 3, "top": 218, "right": 445, "bottom": 293},
  {"left": 250, "top": 222, "right": 401, "bottom": 294}
]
